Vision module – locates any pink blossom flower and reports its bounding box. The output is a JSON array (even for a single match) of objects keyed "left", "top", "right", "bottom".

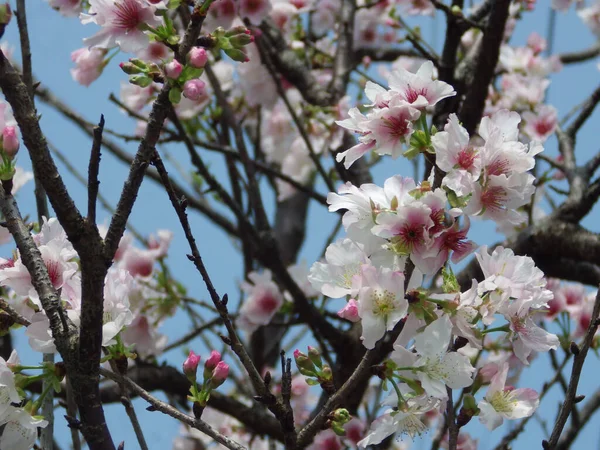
[
  {"left": 478, "top": 362, "right": 539, "bottom": 430},
  {"left": 204, "top": 0, "right": 237, "bottom": 32},
  {"left": 0, "top": 406, "right": 49, "bottom": 450},
  {"left": 367, "top": 98, "right": 421, "bottom": 158},
  {"left": 70, "top": 47, "right": 106, "bottom": 86},
  {"left": 239, "top": 0, "right": 272, "bottom": 24},
  {"left": 387, "top": 60, "right": 456, "bottom": 109},
  {"left": 356, "top": 265, "right": 406, "bottom": 349},
  {"left": 47, "top": 0, "right": 82, "bottom": 17},
  {"left": 308, "top": 429, "right": 342, "bottom": 450},
  {"left": 522, "top": 105, "right": 557, "bottom": 142},
  {"left": 394, "top": 0, "right": 436, "bottom": 16},
  {"left": 579, "top": 1, "right": 600, "bottom": 36},
  {"left": 391, "top": 315, "right": 475, "bottom": 398},
  {"left": 237, "top": 270, "right": 283, "bottom": 332},
  {"left": 121, "top": 314, "right": 167, "bottom": 356},
  {"left": 337, "top": 299, "right": 360, "bottom": 322},
  {"left": 81, "top": 0, "right": 162, "bottom": 53}
]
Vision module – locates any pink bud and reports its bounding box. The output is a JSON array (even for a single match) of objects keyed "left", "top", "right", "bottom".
[
  {"left": 205, "top": 350, "right": 221, "bottom": 371},
  {"left": 165, "top": 60, "right": 183, "bottom": 79},
  {"left": 1, "top": 126, "right": 19, "bottom": 158},
  {"left": 183, "top": 350, "right": 201, "bottom": 380},
  {"left": 337, "top": 299, "right": 360, "bottom": 323},
  {"left": 209, "top": 361, "right": 229, "bottom": 389},
  {"left": 188, "top": 47, "right": 208, "bottom": 68},
  {"left": 182, "top": 79, "right": 206, "bottom": 101}
]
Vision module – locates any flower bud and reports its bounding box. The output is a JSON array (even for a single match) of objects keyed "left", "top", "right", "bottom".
[
  {"left": 229, "top": 33, "right": 254, "bottom": 48},
  {"left": 223, "top": 48, "right": 249, "bottom": 63},
  {"left": 307, "top": 346, "right": 322, "bottom": 369},
  {"left": 188, "top": 47, "right": 208, "bottom": 68},
  {"left": 203, "top": 350, "right": 221, "bottom": 380},
  {"left": 182, "top": 79, "right": 206, "bottom": 101},
  {"left": 209, "top": 361, "right": 229, "bottom": 389},
  {"left": 0, "top": 3, "right": 11, "bottom": 27},
  {"left": 119, "top": 62, "right": 144, "bottom": 75},
  {"left": 164, "top": 60, "right": 183, "bottom": 79},
  {"left": 129, "top": 75, "right": 153, "bottom": 88},
  {"left": 294, "top": 349, "right": 316, "bottom": 376},
  {"left": 225, "top": 26, "right": 251, "bottom": 37},
  {"left": 1, "top": 126, "right": 19, "bottom": 159},
  {"left": 183, "top": 350, "right": 201, "bottom": 382},
  {"left": 337, "top": 299, "right": 360, "bottom": 322}
]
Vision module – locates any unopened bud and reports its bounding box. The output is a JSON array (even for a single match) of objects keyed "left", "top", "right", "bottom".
[
  {"left": 119, "top": 62, "right": 144, "bottom": 75},
  {"left": 183, "top": 350, "right": 201, "bottom": 382},
  {"left": 225, "top": 25, "right": 250, "bottom": 37},
  {"left": 182, "top": 79, "right": 206, "bottom": 101},
  {"left": 209, "top": 361, "right": 229, "bottom": 389},
  {"left": 203, "top": 350, "right": 221, "bottom": 380},
  {"left": 294, "top": 349, "right": 316, "bottom": 375},
  {"left": 164, "top": 60, "right": 183, "bottom": 79},
  {"left": 129, "top": 75, "right": 153, "bottom": 87},
  {"left": 188, "top": 47, "right": 208, "bottom": 68},
  {"left": 223, "top": 48, "right": 249, "bottom": 63},
  {"left": 229, "top": 33, "right": 254, "bottom": 48},
  {"left": 307, "top": 346, "right": 322, "bottom": 369},
  {"left": 1, "top": 126, "right": 19, "bottom": 159}
]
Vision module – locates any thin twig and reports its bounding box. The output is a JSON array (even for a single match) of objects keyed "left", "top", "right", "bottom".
[
  {"left": 87, "top": 115, "right": 105, "bottom": 225},
  {"left": 545, "top": 287, "right": 600, "bottom": 448},
  {"left": 0, "top": 297, "right": 30, "bottom": 326},
  {"left": 99, "top": 368, "right": 246, "bottom": 450}
]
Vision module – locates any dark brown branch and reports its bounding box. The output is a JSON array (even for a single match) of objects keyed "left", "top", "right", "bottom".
[
  {"left": 458, "top": 0, "right": 511, "bottom": 134},
  {"left": 555, "top": 388, "right": 600, "bottom": 450},
  {"left": 559, "top": 43, "right": 600, "bottom": 64},
  {"left": 99, "top": 368, "right": 246, "bottom": 450},
  {"left": 566, "top": 83, "right": 600, "bottom": 138},
  {"left": 87, "top": 115, "right": 104, "bottom": 225},
  {"left": 546, "top": 288, "right": 600, "bottom": 448}
]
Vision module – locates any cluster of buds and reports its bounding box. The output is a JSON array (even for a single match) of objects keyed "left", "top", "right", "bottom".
[
  {"left": 326, "top": 408, "right": 352, "bottom": 436},
  {"left": 212, "top": 26, "right": 254, "bottom": 63},
  {"left": 294, "top": 346, "right": 335, "bottom": 394},
  {"left": 119, "top": 58, "right": 162, "bottom": 88},
  {"left": 182, "top": 350, "right": 229, "bottom": 418}
]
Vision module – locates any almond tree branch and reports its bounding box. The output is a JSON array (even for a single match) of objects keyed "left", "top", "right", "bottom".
[
  {"left": 555, "top": 388, "right": 600, "bottom": 450},
  {"left": 87, "top": 115, "right": 104, "bottom": 225}
]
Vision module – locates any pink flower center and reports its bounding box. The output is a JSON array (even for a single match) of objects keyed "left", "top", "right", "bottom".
[
  {"left": 534, "top": 119, "right": 554, "bottom": 137},
  {"left": 45, "top": 259, "right": 62, "bottom": 289},
  {"left": 405, "top": 85, "right": 428, "bottom": 104},
  {"left": 480, "top": 185, "right": 507, "bottom": 212},
  {"left": 442, "top": 229, "right": 468, "bottom": 252},
  {"left": 486, "top": 158, "right": 510, "bottom": 177},
  {"left": 457, "top": 147, "right": 477, "bottom": 170},
  {"left": 383, "top": 115, "right": 410, "bottom": 139},
  {"left": 114, "top": 0, "right": 144, "bottom": 31},
  {"left": 244, "top": 0, "right": 263, "bottom": 13},
  {"left": 258, "top": 294, "right": 279, "bottom": 314}
]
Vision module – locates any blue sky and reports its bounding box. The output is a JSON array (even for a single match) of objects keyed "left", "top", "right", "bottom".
[{"left": 2, "top": 2, "right": 600, "bottom": 449}]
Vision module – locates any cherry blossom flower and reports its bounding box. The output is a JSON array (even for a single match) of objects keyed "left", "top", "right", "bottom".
[
  {"left": 0, "top": 406, "right": 48, "bottom": 450},
  {"left": 81, "top": 0, "right": 162, "bottom": 53},
  {"left": 308, "top": 238, "right": 370, "bottom": 298},
  {"left": 356, "top": 265, "right": 406, "bottom": 349},
  {"left": 579, "top": 1, "right": 600, "bottom": 37},
  {"left": 0, "top": 351, "right": 21, "bottom": 419},
  {"left": 239, "top": 0, "right": 272, "bottom": 25},
  {"left": 522, "top": 104, "right": 558, "bottom": 142},
  {"left": 391, "top": 315, "right": 475, "bottom": 398},
  {"left": 478, "top": 362, "right": 539, "bottom": 430},
  {"left": 47, "top": 0, "right": 82, "bottom": 17},
  {"left": 367, "top": 98, "right": 421, "bottom": 158},
  {"left": 387, "top": 60, "right": 456, "bottom": 109},
  {"left": 101, "top": 268, "right": 135, "bottom": 346},
  {"left": 337, "top": 299, "right": 360, "bottom": 322},
  {"left": 505, "top": 298, "right": 559, "bottom": 364},
  {"left": 237, "top": 270, "right": 283, "bottom": 332},
  {"left": 70, "top": 47, "right": 106, "bottom": 86}
]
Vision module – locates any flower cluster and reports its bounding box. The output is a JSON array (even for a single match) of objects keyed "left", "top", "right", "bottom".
[{"left": 303, "top": 60, "right": 561, "bottom": 446}]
